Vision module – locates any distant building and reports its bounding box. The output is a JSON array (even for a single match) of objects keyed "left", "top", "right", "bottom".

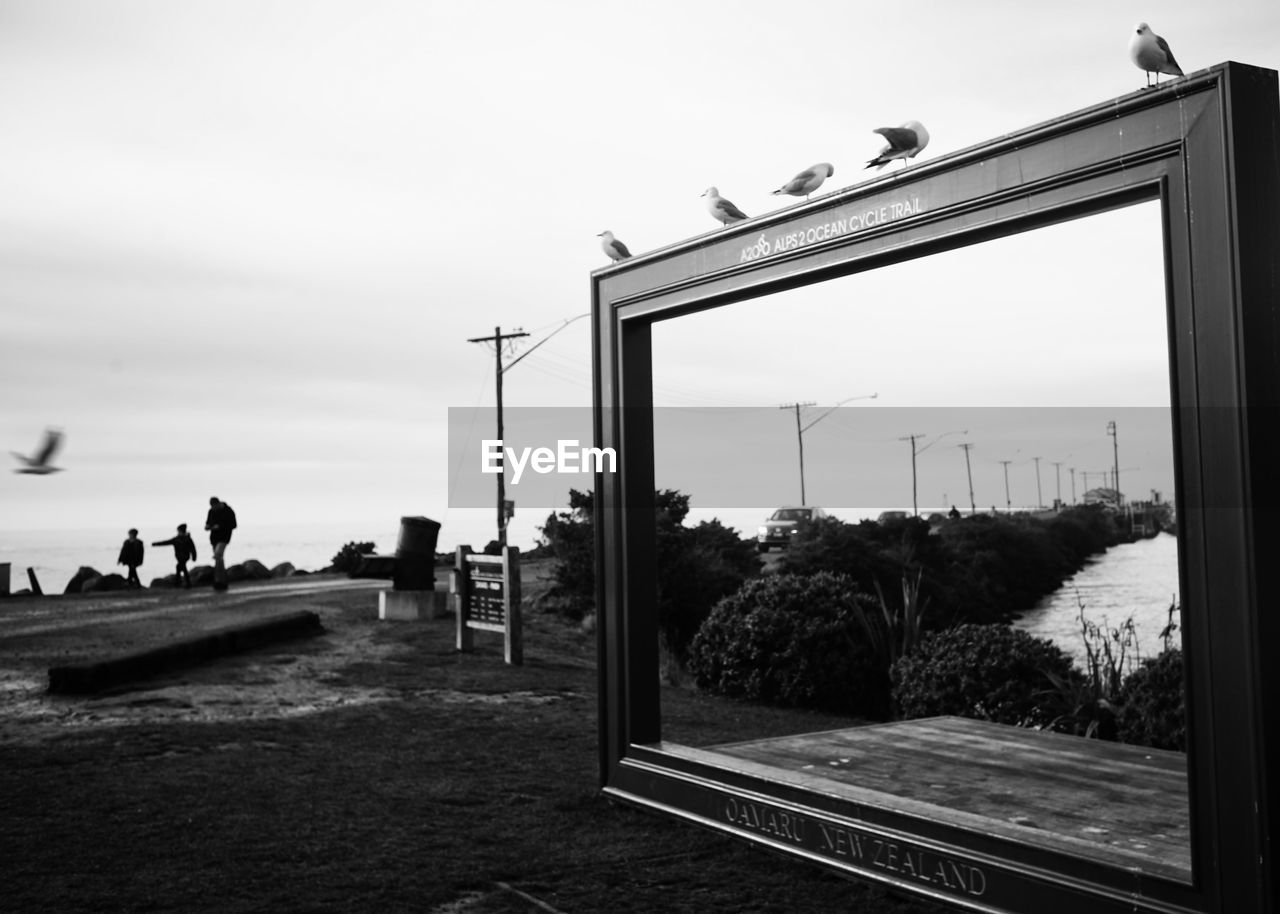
[{"left": 1083, "top": 487, "right": 1122, "bottom": 509}]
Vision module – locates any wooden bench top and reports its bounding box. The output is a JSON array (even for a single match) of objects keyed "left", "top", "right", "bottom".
[{"left": 706, "top": 715, "right": 1190, "bottom": 882}]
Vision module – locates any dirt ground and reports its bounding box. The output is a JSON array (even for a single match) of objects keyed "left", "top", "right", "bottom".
[
  {"left": 0, "top": 576, "right": 413, "bottom": 742},
  {"left": 0, "top": 568, "right": 949, "bottom": 914}
]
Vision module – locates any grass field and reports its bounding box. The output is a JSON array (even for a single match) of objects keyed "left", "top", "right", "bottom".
[{"left": 0, "top": 569, "right": 951, "bottom": 913}]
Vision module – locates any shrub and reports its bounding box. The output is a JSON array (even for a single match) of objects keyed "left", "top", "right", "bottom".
[
  {"left": 538, "top": 489, "right": 759, "bottom": 661},
  {"left": 330, "top": 541, "right": 376, "bottom": 574},
  {"left": 688, "top": 572, "right": 890, "bottom": 719},
  {"left": 1115, "top": 649, "right": 1186, "bottom": 751},
  {"left": 656, "top": 517, "right": 761, "bottom": 661},
  {"left": 890, "top": 623, "right": 1082, "bottom": 728},
  {"left": 780, "top": 509, "right": 1121, "bottom": 629}
]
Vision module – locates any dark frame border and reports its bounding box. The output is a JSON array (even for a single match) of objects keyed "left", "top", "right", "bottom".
[{"left": 591, "top": 62, "right": 1280, "bottom": 914}]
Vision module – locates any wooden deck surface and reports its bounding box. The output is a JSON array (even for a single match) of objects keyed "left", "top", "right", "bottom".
[{"left": 709, "top": 716, "right": 1191, "bottom": 881}]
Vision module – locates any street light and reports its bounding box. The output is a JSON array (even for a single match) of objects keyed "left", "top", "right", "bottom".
[
  {"left": 782, "top": 392, "right": 878, "bottom": 505},
  {"left": 901, "top": 429, "right": 968, "bottom": 516}
]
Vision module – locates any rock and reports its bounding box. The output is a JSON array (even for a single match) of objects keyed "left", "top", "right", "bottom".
[
  {"left": 64, "top": 566, "right": 102, "bottom": 594},
  {"left": 190, "top": 565, "right": 214, "bottom": 587},
  {"left": 270, "top": 562, "right": 296, "bottom": 578},
  {"left": 82, "top": 573, "right": 130, "bottom": 593},
  {"left": 150, "top": 574, "right": 179, "bottom": 588},
  {"left": 238, "top": 559, "right": 272, "bottom": 581}
]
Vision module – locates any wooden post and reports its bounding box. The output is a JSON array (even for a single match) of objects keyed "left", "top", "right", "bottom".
[
  {"left": 453, "top": 545, "right": 473, "bottom": 652},
  {"left": 503, "top": 545, "right": 522, "bottom": 665}
]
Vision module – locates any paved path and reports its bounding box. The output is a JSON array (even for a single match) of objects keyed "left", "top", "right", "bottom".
[{"left": 0, "top": 576, "right": 385, "bottom": 640}]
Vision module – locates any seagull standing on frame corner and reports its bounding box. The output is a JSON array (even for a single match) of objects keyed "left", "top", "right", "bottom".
[
  {"left": 598, "top": 230, "right": 631, "bottom": 263},
  {"left": 1129, "top": 23, "right": 1184, "bottom": 87}
]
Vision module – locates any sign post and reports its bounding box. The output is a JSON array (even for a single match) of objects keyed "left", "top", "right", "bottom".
[{"left": 452, "top": 544, "right": 522, "bottom": 665}]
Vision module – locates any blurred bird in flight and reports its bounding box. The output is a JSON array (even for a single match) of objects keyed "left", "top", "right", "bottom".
[{"left": 11, "top": 428, "right": 65, "bottom": 475}]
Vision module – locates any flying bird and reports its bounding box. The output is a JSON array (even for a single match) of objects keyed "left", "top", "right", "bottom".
[
  {"left": 702, "top": 186, "right": 749, "bottom": 225},
  {"left": 597, "top": 230, "right": 631, "bottom": 262},
  {"left": 11, "top": 428, "right": 65, "bottom": 475},
  {"left": 865, "top": 121, "right": 930, "bottom": 170},
  {"left": 1129, "top": 23, "right": 1183, "bottom": 87},
  {"left": 771, "top": 163, "right": 835, "bottom": 200}
]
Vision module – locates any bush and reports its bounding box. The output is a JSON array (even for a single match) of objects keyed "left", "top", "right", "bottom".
[
  {"left": 781, "top": 508, "right": 1123, "bottom": 628},
  {"left": 688, "top": 572, "right": 890, "bottom": 719},
  {"left": 656, "top": 517, "right": 761, "bottom": 661},
  {"left": 330, "top": 541, "right": 376, "bottom": 574},
  {"left": 890, "top": 623, "right": 1082, "bottom": 728},
  {"left": 1115, "top": 649, "right": 1185, "bottom": 751},
  {"left": 538, "top": 489, "right": 759, "bottom": 661}
]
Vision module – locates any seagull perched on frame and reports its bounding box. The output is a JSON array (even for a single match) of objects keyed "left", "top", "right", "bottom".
[
  {"left": 1129, "top": 23, "right": 1183, "bottom": 87},
  {"left": 11, "top": 428, "right": 65, "bottom": 475},
  {"left": 865, "top": 121, "right": 930, "bottom": 170},
  {"left": 597, "top": 230, "right": 631, "bottom": 262},
  {"left": 771, "top": 163, "right": 835, "bottom": 200},
  {"left": 702, "top": 187, "right": 749, "bottom": 225}
]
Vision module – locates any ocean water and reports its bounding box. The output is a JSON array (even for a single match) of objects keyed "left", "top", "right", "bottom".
[
  {"left": 1014, "top": 532, "right": 1181, "bottom": 668},
  {"left": 0, "top": 521, "right": 404, "bottom": 594}
]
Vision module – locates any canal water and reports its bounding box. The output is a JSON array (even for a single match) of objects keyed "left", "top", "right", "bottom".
[{"left": 1013, "top": 532, "right": 1181, "bottom": 670}]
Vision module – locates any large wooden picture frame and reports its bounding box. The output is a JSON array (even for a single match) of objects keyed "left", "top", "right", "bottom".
[{"left": 590, "top": 62, "right": 1279, "bottom": 913}]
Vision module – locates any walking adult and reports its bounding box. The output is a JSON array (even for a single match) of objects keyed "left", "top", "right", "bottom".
[
  {"left": 117, "top": 528, "right": 144, "bottom": 588},
  {"left": 153, "top": 523, "right": 197, "bottom": 588},
  {"left": 204, "top": 497, "right": 238, "bottom": 591}
]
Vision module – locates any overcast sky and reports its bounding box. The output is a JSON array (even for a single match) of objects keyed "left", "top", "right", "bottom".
[{"left": 2, "top": 1, "right": 1278, "bottom": 549}]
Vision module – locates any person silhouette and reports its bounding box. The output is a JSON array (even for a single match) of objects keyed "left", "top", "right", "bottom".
[
  {"left": 204, "top": 497, "right": 237, "bottom": 591},
  {"left": 117, "top": 528, "right": 144, "bottom": 588},
  {"left": 153, "top": 523, "right": 197, "bottom": 588}
]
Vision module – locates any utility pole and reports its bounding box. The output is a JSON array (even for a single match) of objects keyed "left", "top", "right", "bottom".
[
  {"left": 998, "top": 460, "right": 1013, "bottom": 513},
  {"left": 899, "top": 433, "right": 925, "bottom": 516},
  {"left": 1069, "top": 467, "right": 1077, "bottom": 504},
  {"left": 1107, "top": 420, "right": 1121, "bottom": 506},
  {"left": 779, "top": 392, "right": 876, "bottom": 506},
  {"left": 780, "top": 401, "right": 816, "bottom": 504},
  {"left": 468, "top": 325, "right": 530, "bottom": 548},
  {"left": 1051, "top": 461, "right": 1063, "bottom": 508},
  {"left": 958, "top": 442, "right": 976, "bottom": 515},
  {"left": 1033, "top": 456, "right": 1043, "bottom": 509}
]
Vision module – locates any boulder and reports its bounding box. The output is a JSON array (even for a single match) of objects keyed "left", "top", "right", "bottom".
[
  {"left": 64, "top": 566, "right": 103, "bottom": 595},
  {"left": 149, "top": 574, "right": 179, "bottom": 589},
  {"left": 238, "top": 559, "right": 272, "bottom": 581},
  {"left": 190, "top": 565, "right": 215, "bottom": 587},
  {"left": 270, "top": 562, "right": 297, "bottom": 578},
  {"left": 82, "top": 573, "right": 130, "bottom": 593}
]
